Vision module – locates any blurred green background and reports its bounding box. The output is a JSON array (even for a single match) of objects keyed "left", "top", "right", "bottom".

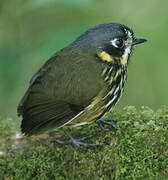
[{"left": 0, "top": 0, "right": 167, "bottom": 126}]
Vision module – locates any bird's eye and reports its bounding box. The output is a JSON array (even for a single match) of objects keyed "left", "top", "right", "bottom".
[{"left": 111, "top": 38, "right": 124, "bottom": 48}]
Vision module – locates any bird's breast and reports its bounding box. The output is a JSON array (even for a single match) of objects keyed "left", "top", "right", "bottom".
[
  {"left": 67, "top": 64, "right": 127, "bottom": 126},
  {"left": 100, "top": 64, "right": 128, "bottom": 114}
]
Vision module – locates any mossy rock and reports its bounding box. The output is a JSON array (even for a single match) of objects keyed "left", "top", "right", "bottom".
[{"left": 0, "top": 106, "right": 168, "bottom": 180}]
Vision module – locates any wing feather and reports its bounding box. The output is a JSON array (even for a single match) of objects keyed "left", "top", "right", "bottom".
[{"left": 18, "top": 49, "right": 105, "bottom": 135}]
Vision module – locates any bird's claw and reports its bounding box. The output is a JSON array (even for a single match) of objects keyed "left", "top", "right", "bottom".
[
  {"left": 97, "top": 119, "right": 118, "bottom": 130},
  {"left": 53, "top": 135, "right": 102, "bottom": 151}
]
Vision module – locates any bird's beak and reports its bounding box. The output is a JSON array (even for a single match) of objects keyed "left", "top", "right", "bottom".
[{"left": 132, "top": 37, "right": 147, "bottom": 46}]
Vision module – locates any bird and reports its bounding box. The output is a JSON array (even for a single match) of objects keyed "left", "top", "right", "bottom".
[{"left": 18, "top": 23, "right": 147, "bottom": 147}]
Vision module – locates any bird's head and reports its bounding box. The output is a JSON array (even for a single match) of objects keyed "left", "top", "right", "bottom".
[{"left": 72, "top": 23, "right": 147, "bottom": 66}]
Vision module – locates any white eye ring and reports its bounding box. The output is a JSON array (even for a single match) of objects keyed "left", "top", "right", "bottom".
[{"left": 111, "top": 38, "right": 124, "bottom": 48}]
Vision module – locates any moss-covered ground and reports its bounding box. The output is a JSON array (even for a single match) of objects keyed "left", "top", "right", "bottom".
[{"left": 0, "top": 106, "right": 168, "bottom": 180}]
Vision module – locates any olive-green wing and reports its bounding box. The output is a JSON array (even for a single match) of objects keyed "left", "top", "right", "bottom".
[{"left": 18, "top": 49, "right": 104, "bottom": 135}]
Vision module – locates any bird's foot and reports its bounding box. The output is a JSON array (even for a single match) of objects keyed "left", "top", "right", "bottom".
[
  {"left": 97, "top": 118, "right": 118, "bottom": 130},
  {"left": 53, "top": 135, "right": 102, "bottom": 151}
]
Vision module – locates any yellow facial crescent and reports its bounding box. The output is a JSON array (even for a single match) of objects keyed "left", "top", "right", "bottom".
[{"left": 97, "top": 51, "right": 114, "bottom": 63}]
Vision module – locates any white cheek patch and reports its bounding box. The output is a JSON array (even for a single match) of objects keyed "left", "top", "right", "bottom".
[
  {"left": 121, "top": 46, "right": 131, "bottom": 65},
  {"left": 121, "top": 29, "right": 133, "bottom": 65}
]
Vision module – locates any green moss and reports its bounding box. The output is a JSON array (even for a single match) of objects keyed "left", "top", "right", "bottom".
[{"left": 0, "top": 106, "right": 168, "bottom": 180}]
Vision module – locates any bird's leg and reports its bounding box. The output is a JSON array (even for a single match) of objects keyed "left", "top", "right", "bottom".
[
  {"left": 96, "top": 118, "right": 118, "bottom": 130},
  {"left": 52, "top": 129, "right": 102, "bottom": 151}
]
